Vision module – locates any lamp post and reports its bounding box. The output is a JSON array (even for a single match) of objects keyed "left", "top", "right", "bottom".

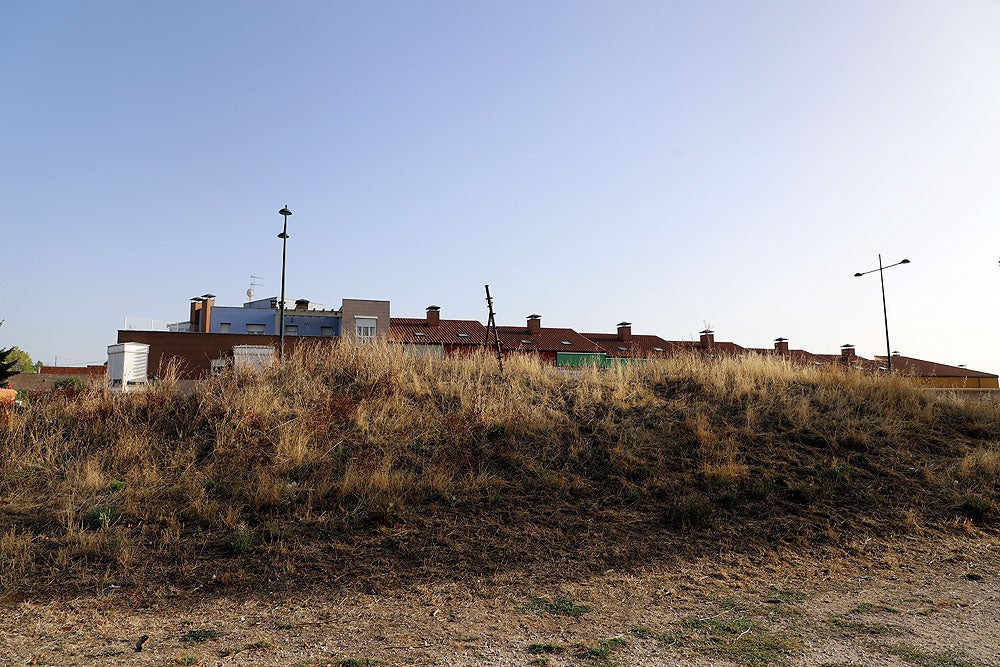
[
  {"left": 853, "top": 254, "right": 910, "bottom": 372},
  {"left": 277, "top": 206, "right": 292, "bottom": 360}
]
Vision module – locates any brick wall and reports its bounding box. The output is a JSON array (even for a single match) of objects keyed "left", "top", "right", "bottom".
[
  {"left": 116, "top": 330, "right": 338, "bottom": 379},
  {"left": 340, "top": 299, "right": 390, "bottom": 341}
]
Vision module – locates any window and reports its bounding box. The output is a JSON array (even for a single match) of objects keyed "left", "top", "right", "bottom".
[
  {"left": 414, "top": 331, "right": 426, "bottom": 337},
  {"left": 457, "top": 332, "right": 469, "bottom": 338},
  {"left": 356, "top": 317, "right": 377, "bottom": 342},
  {"left": 320, "top": 326, "right": 335, "bottom": 337},
  {"left": 246, "top": 323, "right": 265, "bottom": 335},
  {"left": 561, "top": 341, "right": 572, "bottom": 346},
  {"left": 653, "top": 347, "right": 664, "bottom": 353},
  {"left": 520, "top": 339, "right": 533, "bottom": 345},
  {"left": 285, "top": 324, "right": 298, "bottom": 336},
  {"left": 219, "top": 322, "right": 231, "bottom": 333}
]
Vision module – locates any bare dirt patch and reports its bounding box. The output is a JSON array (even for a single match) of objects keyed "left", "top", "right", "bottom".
[{"left": 4, "top": 536, "right": 998, "bottom": 667}]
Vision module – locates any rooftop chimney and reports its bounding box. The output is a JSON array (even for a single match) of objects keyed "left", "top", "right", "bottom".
[
  {"left": 189, "top": 297, "right": 203, "bottom": 331},
  {"left": 774, "top": 337, "right": 789, "bottom": 355},
  {"left": 617, "top": 321, "right": 632, "bottom": 342},
  {"left": 426, "top": 305, "right": 441, "bottom": 326},
  {"left": 295, "top": 299, "right": 309, "bottom": 311},
  {"left": 200, "top": 294, "right": 215, "bottom": 332},
  {"left": 527, "top": 314, "right": 541, "bottom": 334},
  {"left": 840, "top": 344, "right": 856, "bottom": 361},
  {"left": 699, "top": 329, "right": 715, "bottom": 349}
]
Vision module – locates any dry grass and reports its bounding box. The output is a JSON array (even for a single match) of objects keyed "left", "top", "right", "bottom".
[{"left": 2, "top": 341, "right": 999, "bottom": 598}]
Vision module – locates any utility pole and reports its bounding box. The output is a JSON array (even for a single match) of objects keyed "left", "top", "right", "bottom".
[{"left": 484, "top": 285, "right": 503, "bottom": 372}]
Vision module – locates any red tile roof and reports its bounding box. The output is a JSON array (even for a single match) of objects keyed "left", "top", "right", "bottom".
[
  {"left": 877, "top": 355, "right": 998, "bottom": 379},
  {"left": 581, "top": 333, "right": 687, "bottom": 358},
  {"left": 496, "top": 326, "right": 604, "bottom": 354},
  {"left": 390, "top": 318, "right": 489, "bottom": 345}
]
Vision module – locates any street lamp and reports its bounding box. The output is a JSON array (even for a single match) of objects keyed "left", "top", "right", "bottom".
[
  {"left": 853, "top": 254, "right": 910, "bottom": 372},
  {"left": 277, "top": 206, "right": 292, "bottom": 360}
]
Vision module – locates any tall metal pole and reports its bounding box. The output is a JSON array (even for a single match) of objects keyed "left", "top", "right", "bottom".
[
  {"left": 278, "top": 206, "right": 292, "bottom": 360},
  {"left": 877, "top": 254, "right": 892, "bottom": 372},
  {"left": 854, "top": 254, "right": 909, "bottom": 373}
]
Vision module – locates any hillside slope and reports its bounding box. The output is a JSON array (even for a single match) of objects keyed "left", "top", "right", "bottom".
[{"left": 2, "top": 343, "right": 998, "bottom": 599}]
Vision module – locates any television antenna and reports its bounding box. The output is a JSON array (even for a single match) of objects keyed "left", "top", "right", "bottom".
[{"left": 247, "top": 274, "right": 264, "bottom": 300}]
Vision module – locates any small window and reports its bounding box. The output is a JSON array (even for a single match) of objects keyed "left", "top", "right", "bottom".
[
  {"left": 561, "top": 341, "right": 572, "bottom": 346},
  {"left": 285, "top": 324, "right": 298, "bottom": 336},
  {"left": 414, "top": 331, "right": 426, "bottom": 337},
  {"left": 246, "top": 323, "right": 265, "bottom": 335},
  {"left": 219, "top": 322, "right": 231, "bottom": 333},
  {"left": 320, "top": 326, "right": 334, "bottom": 337},
  {"left": 618, "top": 346, "right": 628, "bottom": 351},
  {"left": 356, "top": 317, "right": 377, "bottom": 342},
  {"left": 457, "top": 332, "right": 469, "bottom": 338},
  {"left": 653, "top": 347, "right": 664, "bottom": 352},
  {"left": 520, "top": 339, "right": 533, "bottom": 345}
]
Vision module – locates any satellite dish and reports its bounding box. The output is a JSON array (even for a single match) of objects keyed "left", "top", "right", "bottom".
[{"left": 247, "top": 288, "right": 255, "bottom": 299}]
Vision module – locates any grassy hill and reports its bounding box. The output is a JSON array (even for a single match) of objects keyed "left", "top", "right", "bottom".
[{"left": 2, "top": 342, "right": 998, "bottom": 600}]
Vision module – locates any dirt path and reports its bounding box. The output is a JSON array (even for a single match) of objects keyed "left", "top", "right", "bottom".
[{"left": 3, "top": 536, "right": 999, "bottom": 667}]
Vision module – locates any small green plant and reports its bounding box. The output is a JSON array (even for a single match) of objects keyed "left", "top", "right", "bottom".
[
  {"left": 339, "top": 659, "right": 378, "bottom": 667},
  {"left": 228, "top": 523, "right": 252, "bottom": 554},
  {"left": 108, "top": 480, "right": 126, "bottom": 493},
  {"left": 527, "top": 643, "right": 567, "bottom": 654},
  {"left": 82, "top": 504, "right": 120, "bottom": 530},
  {"left": 960, "top": 493, "right": 995, "bottom": 521},
  {"left": 53, "top": 376, "right": 86, "bottom": 391},
  {"left": 175, "top": 656, "right": 200, "bottom": 666},
  {"left": 522, "top": 596, "right": 590, "bottom": 617},
  {"left": 665, "top": 493, "right": 713, "bottom": 528},
  {"left": 180, "top": 628, "right": 220, "bottom": 644}
]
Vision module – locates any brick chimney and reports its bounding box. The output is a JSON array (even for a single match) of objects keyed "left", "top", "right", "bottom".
[
  {"left": 295, "top": 299, "right": 309, "bottom": 311},
  {"left": 774, "top": 337, "right": 789, "bottom": 355},
  {"left": 527, "top": 314, "right": 541, "bottom": 334},
  {"left": 699, "top": 329, "right": 715, "bottom": 349},
  {"left": 426, "top": 305, "right": 441, "bottom": 326},
  {"left": 199, "top": 294, "right": 215, "bottom": 333},
  {"left": 840, "top": 344, "right": 856, "bottom": 362},
  {"left": 189, "top": 297, "right": 203, "bottom": 331},
  {"left": 617, "top": 321, "right": 632, "bottom": 342}
]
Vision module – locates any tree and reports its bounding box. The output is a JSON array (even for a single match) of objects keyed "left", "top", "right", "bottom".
[
  {"left": 5, "top": 347, "right": 35, "bottom": 374},
  {"left": 0, "top": 347, "right": 19, "bottom": 385}
]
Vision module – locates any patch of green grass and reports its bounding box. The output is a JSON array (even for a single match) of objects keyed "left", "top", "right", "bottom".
[
  {"left": 585, "top": 637, "right": 626, "bottom": 659},
  {"left": 674, "top": 614, "right": 796, "bottom": 667},
  {"left": 665, "top": 493, "right": 713, "bottom": 528},
  {"left": 527, "top": 643, "right": 567, "bottom": 654},
  {"left": 180, "top": 628, "right": 220, "bottom": 644},
  {"left": 175, "top": 656, "right": 199, "bottom": 666},
  {"left": 886, "top": 644, "right": 986, "bottom": 667},
  {"left": 850, "top": 602, "right": 900, "bottom": 614},
  {"left": 522, "top": 596, "right": 590, "bottom": 617},
  {"left": 763, "top": 587, "right": 806, "bottom": 604},
  {"left": 108, "top": 480, "right": 126, "bottom": 492},
  {"left": 629, "top": 626, "right": 656, "bottom": 639},
  {"left": 826, "top": 616, "right": 897, "bottom": 638},
  {"left": 339, "top": 659, "right": 378, "bottom": 667},
  {"left": 960, "top": 493, "right": 995, "bottom": 521}
]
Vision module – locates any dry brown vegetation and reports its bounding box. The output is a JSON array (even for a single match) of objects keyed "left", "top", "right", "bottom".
[{"left": 1, "top": 341, "right": 999, "bottom": 600}]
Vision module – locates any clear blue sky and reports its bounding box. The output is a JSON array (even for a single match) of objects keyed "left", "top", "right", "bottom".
[{"left": 3, "top": 1, "right": 999, "bottom": 372}]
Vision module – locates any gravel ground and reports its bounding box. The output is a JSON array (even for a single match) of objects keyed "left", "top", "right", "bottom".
[{"left": 3, "top": 536, "right": 999, "bottom": 667}]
